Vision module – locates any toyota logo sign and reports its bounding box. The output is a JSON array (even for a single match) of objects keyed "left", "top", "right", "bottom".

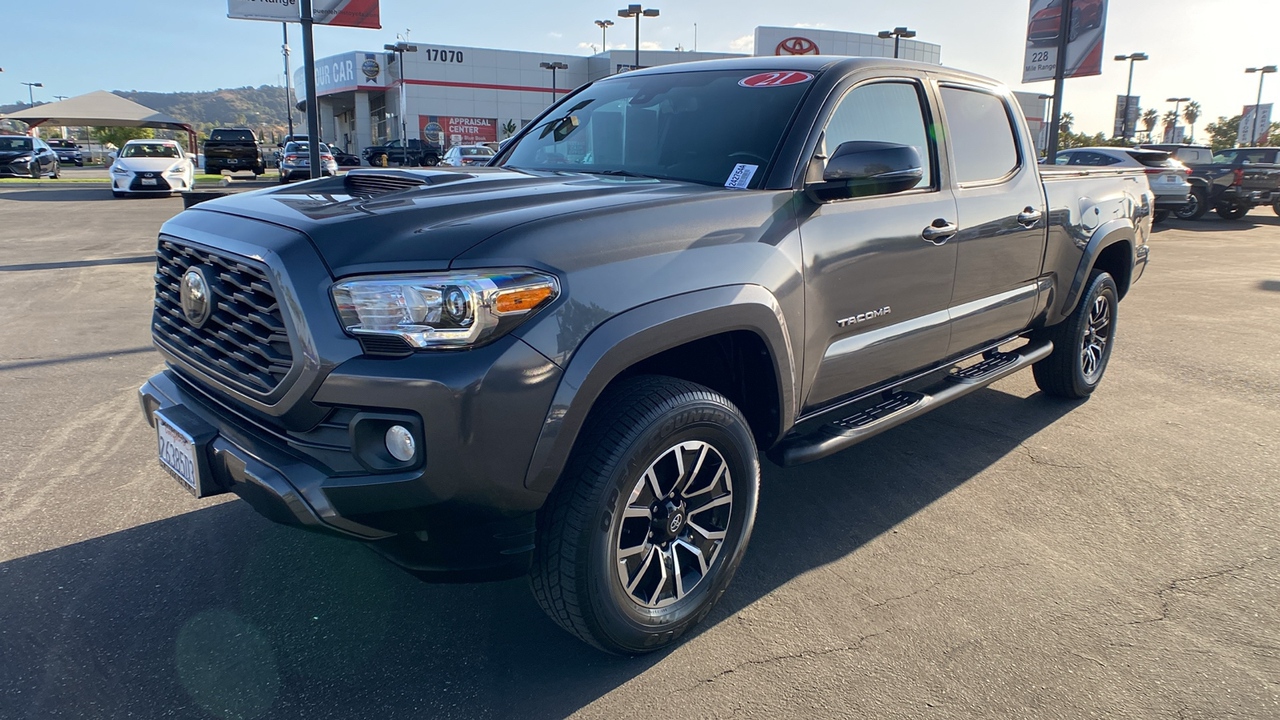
[{"left": 775, "top": 37, "right": 819, "bottom": 56}]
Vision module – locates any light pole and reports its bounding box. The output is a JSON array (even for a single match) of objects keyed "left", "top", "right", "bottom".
[
  {"left": 594, "top": 19, "right": 613, "bottom": 53},
  {"left": 1166, "top": 96, "right": 1190, "bottom": 142},
  {"left": 617, "top": 5, "right": 659, "bottom": 70},
  {"left": 877, "top": 27, "right": 916, "bottom": 59},
  {"left": 539, "top": 61, "right": 569, "bottom": 103},
  {"left": 21, "top": 82, "right": 42, "bottom": 107},
  {"left": 283, "top": 23, "right": 295, "bottom": 139},
  {"left": 385, "top": 41, "right": 419, "bottom": 160},
  {"left": 1245, "top": 65, "right": 1277, "bottom": 145},
  {"left": 1114, "top": 52, "right": 1148, "bottom": 140}
]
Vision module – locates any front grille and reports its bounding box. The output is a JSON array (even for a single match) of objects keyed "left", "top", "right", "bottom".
[
  {"left": 152, "top": 239, "right": 294, "bottom": 396},
  {"left": 130, "top": 173, "right": 171, "bottom": 191}
]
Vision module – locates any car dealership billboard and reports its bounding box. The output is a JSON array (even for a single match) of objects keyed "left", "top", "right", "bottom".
[
  {"left": 1023, "top": 0, "right": 1108, "bottom": 83},
  {"left": 1238, "top": 104, "right": 1273, "bottom": 145},
  {"left": 227, "top": 0, "right": 380, "bottom": 29}
]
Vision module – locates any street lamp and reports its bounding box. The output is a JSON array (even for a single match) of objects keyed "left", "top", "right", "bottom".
[
  {"left": 1245, "top": 65, "right": 1277, "bottom": 145},
  {"left": 877, "top": 27, "right": 916, "bottom": 59},
  {"left": 1166, "top": 96, "right": 1190, "bottom": 141},
  {"left": 385, "top": 41, "right": 419, "bottom": 160},
  {"left": 21, "top": 82, "right": 42, "bottom": 107},
  {"left": 1113, "top": 52, "right": 1148, "bottom": 140},
  {"left": 539, "top": 61, "right": 569, "bottom": 102},
  {"left": 594, "top": 19, "right": 614, "bottom": 53},
  {"left": 617, "top": 5, "right": 659, "bottom": 70}
]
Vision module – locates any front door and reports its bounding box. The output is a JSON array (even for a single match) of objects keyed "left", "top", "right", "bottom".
[
  {"left": 937, "top": 84, "right": 1048, "bottom": 356},
  {"left": 799, "top": 79, "right": 959, "bottom": 412}
]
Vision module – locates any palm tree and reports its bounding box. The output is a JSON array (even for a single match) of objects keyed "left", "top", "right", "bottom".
[
  {"left": 1059, "top": 112, "right": 1074, "bottom": 135},
  {"left": 1183, "top": 101, "right": 1201, "bottom": 143},
  {"left": 1162, "top": 110, "right": 1179, "bottom": 143},
  {"left": 1141, "top": 108, "right": 1158, "bottom": 142}
]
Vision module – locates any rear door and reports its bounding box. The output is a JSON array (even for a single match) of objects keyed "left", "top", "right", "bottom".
[
  {"left": 938, "top": 84, "right": 1048, "bottom": 357},
  {"left": 799, "top": 76, "right": 959, "bottom": 411}
]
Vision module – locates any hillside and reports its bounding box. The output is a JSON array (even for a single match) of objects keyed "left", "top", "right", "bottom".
[{"left": 2, "top": 85, "right": 295, "bottom": 140}]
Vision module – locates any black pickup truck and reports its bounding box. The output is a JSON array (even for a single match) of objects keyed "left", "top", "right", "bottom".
[
  {"left": 202, "top": 127, "right": 265, "bottom": 176},
  {"left": 361, "top": 138, "right": 441, "bottom": 167},
  {"left": 1171, "top": 146, "right": 1280, "bottom": 220},
  {"left": 139, "top": 57, "right": 1151, "bottom": 654}
]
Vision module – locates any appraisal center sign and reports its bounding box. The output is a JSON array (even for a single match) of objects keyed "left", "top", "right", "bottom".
[{"left": 227, "top": 0, "right": 380, "bottom": 29}]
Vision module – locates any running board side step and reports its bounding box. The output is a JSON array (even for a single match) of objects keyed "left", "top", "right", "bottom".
[{"left": 767, "top": 340, "right": 1054, "bottom": 467}]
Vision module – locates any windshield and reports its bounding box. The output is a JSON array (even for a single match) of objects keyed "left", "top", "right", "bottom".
[
  {"left": 501, "top": 69, "right": 816, "bottom": 188},
  {"left": 49, "top": 140, "right": 77, "bottom": 148},
  {"left": 284, "top": 142, "right": 331, "bottom": 155},
  {"left": 460, "top": 147, "right": 494, "bottom": 156},
  {"left": 121, "top": 143, "right": 181, "bottom": 158},
  {"left": 0, "top": 137, "right": 34, "bottom": 152},
  {"left": 210, "top": 130, "right": 254, "bottom": 142}
]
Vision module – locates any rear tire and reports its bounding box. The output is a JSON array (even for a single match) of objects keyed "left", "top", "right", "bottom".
[
  {"left": 529, "top": 376, "right": 759, "bottom": 654},
  {"left": 1274, "top": 197, "right": 1280, "bottom": 217},
  {"left": 1216, "top": 201, "right": 1250, "bottom": 220},
  {"left": 1033, "top": 270, "right": 1118, "bottom": 399},
  {"left": 1175, "top": 188, "right": 1207, "bottom": 220}
]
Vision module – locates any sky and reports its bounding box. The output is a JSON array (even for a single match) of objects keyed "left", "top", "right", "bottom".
[{"left": 3, "top": 0, "right": 1278, "bottom": 139}]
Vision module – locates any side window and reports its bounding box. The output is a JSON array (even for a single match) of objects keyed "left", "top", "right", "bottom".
[
  {"left": 940, "top": 86, "right": 1021, "bottom": 184},
  {"left": 823, "top": 81, "right": 933, "bottom": 189},
  {"left": 1054, "top": 153, "right": 1072, "bottom": 165}
]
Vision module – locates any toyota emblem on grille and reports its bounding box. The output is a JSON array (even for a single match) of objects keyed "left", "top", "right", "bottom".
[{"left": 180, "top": 266, "right": 214, "bottom": 328}]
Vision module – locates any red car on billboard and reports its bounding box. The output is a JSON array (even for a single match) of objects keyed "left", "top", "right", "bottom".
[{"left": 1028, "top": 0, "right": 1104, "bottom": 45}]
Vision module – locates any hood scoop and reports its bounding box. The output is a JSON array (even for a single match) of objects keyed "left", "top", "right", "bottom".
[{"left": 344, "top": 169, "right": 472, "bottom": 197}]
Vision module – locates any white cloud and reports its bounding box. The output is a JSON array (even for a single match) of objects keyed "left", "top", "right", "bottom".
[
  {"left": 793, "top": 23, "right": 828, "bottom": 29},
  {"left": 547, "top": 32, "right": 563, "bottom": 39},
  {"left": 640, "top": 41, "right": 662, "bottom": 50},
  {"left": 728, "top": 34, "right": 754, "bottom": 53}
]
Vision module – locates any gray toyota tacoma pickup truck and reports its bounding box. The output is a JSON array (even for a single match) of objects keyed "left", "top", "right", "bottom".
[{"left": 139, "top": 56, "right": 1151, "bottom": 654}]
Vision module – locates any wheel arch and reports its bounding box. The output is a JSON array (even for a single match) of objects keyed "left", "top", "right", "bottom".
[
  {"left": 523, "top": 284, "right": 796, "bottom": 494},
  {"left": 1054, "top": 221, "right": 1135, "bottom": 324}
]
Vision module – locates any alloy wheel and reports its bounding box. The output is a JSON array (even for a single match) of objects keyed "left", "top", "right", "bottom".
[
  {"left": 614, "top": 440, "right": 733, "bottom": 609},
  {"left": 1080, "top": 294, "right": 1111, "bottom": 382}
]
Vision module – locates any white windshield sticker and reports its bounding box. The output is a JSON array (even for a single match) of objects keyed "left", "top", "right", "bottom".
[{"left": 725, "top": 163, "right": 758, "bottom": 189}]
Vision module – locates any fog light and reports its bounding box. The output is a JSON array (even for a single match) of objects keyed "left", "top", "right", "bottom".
[{"left": 385, "top": 425, "right": 415, "bottom": 462}]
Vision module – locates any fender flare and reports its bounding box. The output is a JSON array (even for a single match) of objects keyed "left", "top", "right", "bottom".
[
  {"left": 1058, "top": 219, "right": 1134, "bottom": 320},
  {"left": 522, "top": 284, "right": 797, "bottom": 493}
]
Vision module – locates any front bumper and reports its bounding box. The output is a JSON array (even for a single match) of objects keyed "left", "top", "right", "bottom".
[{"left": 139, "top": 331, "right": 561, "bottom": 582}]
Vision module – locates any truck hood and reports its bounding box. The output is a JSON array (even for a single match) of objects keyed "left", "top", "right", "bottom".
[{"left": 188, "top": 167, "right": 736, "bottom": 277}]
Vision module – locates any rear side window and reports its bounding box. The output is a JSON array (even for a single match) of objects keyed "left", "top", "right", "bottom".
[
  {"left": 940, "top": 86, "right": 1020, "bottom": 184},
  {"left": 210, "top": 130, "right": 253, "bottom": 142},
  {"left": 1070, "top": 151, "right": 1123, "bottom": 166},
  {"left": 1125, "top": 151, "right": 1174, "bottom": 168},
  {"left": 823, "top": 81, "right": 934, "bottom": 189}
]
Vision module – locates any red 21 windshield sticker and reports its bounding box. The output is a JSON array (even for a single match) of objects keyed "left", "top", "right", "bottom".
[{"left": 739, "top": 71, "right": 814, "bottom": 88}]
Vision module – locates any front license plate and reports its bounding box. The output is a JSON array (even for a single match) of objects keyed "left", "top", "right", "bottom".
[
  {"left": 141, "top": 178, "right": 157, "bottom": 186},
  {"left": 157, "top": 413, "right": 199, "bottom": 494}
]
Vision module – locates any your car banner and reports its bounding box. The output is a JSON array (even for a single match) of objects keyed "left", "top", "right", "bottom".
[
  {"left": 1022, "top": 0, "right": 1108, "bottom": 83},
  {"left": 1238, "top": 104, "right": 1273, "bottom": 145},
  {"left": 227, "top": 0, "right": 380, "bottom": 29}
]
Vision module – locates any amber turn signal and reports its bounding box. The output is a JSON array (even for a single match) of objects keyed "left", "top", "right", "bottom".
[{"left": 494, "top": 285, "right": 555, "bottom": 314}]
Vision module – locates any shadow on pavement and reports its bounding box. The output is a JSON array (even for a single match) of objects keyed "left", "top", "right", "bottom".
[
  {"left": 0, "top": 346, "right": 155, "bottom": 371},
  {"left": 0, "top": 387, "right": 1078, "bottom": 719},
  {"left": 0, "top": 256, "right": 154, "bottom": 273},
  {"left": 0, "top": 188, "right": 118, "bottom": 203},
  {"left": 1259, "top": 280, "right": 1280, "bottom": 292},
  {"left": 1158, "top": 211, "right": 1279, "bottom": 232}
]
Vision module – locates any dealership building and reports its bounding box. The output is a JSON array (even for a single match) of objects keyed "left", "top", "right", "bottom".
[{"left": 300, "top": 25, "right": 1045, "bottom": 157}]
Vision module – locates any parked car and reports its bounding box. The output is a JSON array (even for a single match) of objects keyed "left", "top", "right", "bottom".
[
  {"left": 362, "top": 138, "right": 441, "bottom": 167},
  {"left": 110, "top": 139, "right": 193, "bottom": 197},
  {"left": 1052, "top": 147, "right": 1190, "bottom": 222},
  {"left": 1168, "top": 146, "right": 1280, "bottom": 220},
  {"left": 47, "top": 138, "right": 84, "bottom": 167},
  {"left": 140, "top": 56, "right": 1151, "bottom": 654},
  {"left": 203, "top": 127, "right": 264, "bottom": 176},
  {"left": 278, "top": 141, "right": 338, "bottom": 183},
  {"left": 440, "top": 144, "right": 496, "bottom": 167},
  {"left": 1027, "top": 0, "right": 1104, "bottom": 45},
  {"left": 332, "top": 149, "right": 362, "bottom": 167},
  {"left": 0, "top": 135, "right": 59, "bottom": 178}
]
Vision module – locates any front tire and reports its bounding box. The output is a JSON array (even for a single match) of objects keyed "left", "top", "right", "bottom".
[
  {"left": 530, "top": 376, "right": 759, "bottom": 654},
  {"left": 1216, "top": 201, "right": 1250, "bottom": 220},
  {"left": 1152, "top": 209, "right": 1169, "bottom": 224},
  {"left": 1175, "top": 188, "right": 1207, "bottom": 220},
  {"left": 1033, "top": 270, "right": 1118, "bottom": 399}
]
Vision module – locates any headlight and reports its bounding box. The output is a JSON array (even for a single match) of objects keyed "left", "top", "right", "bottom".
[
  {"left": 332, "top": 270, "right": 559, "bottom": 349},
  {"left": 112, "top": 162, "right": 130, "bottom": 174},
  {"left": 167, "top": 163, "right": 186, "bottom": 174},
  {"left": 12, "top": 155, "right": 33, "bottom": 164}
]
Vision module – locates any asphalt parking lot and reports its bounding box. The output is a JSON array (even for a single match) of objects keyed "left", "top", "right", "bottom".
[{"left": 1, "top": 186, "right": 1277, "bottom": 719}]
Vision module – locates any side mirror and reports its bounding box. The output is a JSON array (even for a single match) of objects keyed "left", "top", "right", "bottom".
[{"left": 808, "top": 141, "right": 923, "bottom": 201}]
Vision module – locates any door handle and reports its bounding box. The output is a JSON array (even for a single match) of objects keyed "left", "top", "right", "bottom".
[
  {"left": 921, "top": 219, "right": 958, "bottom": 244},
  {"left": 1017, "top": 206, "right": 1043, "bottom": 227}
]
